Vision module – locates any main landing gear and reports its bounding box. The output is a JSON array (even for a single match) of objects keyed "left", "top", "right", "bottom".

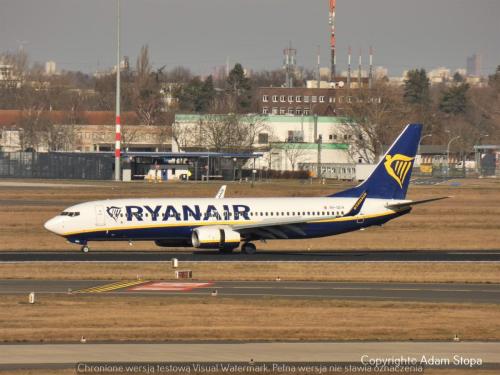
[
  {"left": 241, "top": 242, "right": 257, "bottom": 255},
  {"left": 81, "top": 245, "right": 89, "bottom": 253}
]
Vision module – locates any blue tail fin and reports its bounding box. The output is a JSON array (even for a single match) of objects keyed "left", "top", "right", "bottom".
[{"left": 331, "top": 123, "right": 422, "bottom": 200}]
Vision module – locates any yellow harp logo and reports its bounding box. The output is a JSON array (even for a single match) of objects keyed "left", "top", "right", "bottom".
[{"left": 384, "top": 154, "right": 414, "bottom": 188}]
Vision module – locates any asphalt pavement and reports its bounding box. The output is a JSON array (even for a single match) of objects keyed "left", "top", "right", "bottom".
[
  {"left": 1, "top": 342, "right": 499, "bottom": 368},
  {"left": 1, "top": 250, "right": 500, "bottom": 262},
  {"left": 1, "top": 279, "right": 499, "bottom": 304}
]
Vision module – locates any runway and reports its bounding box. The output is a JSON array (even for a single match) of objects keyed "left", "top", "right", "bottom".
[
  {"left": 1, "top": 342, "right": 499, "bottom": 369},
  {"left": 1, "top": 279, "right": 499, "bottom": 304},
  {"left": 1, "top": 249, "right": 500, "bottom": 262}
]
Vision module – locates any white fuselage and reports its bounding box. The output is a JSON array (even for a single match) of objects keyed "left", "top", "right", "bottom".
[{"left": 44, "top": 196, "right": 406, "bottom": 246}]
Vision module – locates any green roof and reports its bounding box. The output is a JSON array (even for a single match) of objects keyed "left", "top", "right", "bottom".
[
  {"left": 175, "top": 114, "right": 350, "bottom": 125},
  {"left": 271, "top": 142, "right": 349, "bottom": 150}
]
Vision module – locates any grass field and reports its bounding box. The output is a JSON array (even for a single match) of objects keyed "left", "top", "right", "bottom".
[
  {"left": 1, "top": 262, "right": 500, "bottom": 283},
  {"left": 0, "top": 178, "right": 500, "bottom": 251},
  {"left": 1, "top": 295, "right": 499, "bottom": 343}
]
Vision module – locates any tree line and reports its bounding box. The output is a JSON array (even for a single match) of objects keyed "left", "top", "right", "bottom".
[
  {"left": 1, "top": 45, "right": 499, "bottom": 157},
  {"left": 343, "top": 66, "right": 500, "bottom": 161}
]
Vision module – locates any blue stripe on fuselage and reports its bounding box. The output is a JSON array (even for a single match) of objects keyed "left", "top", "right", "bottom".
[{"left": 65, "top": 210, "right": 410, "bottom": 244}]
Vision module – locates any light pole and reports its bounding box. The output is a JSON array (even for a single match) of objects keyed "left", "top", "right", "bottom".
[
  {"left": 418, "top": 134, "right": 432, "bottom": 153},
  {"left": 417, "top": 134, "right": 432, "bottom": 166},
  {"left": 475, "top": 134, "right": 489, "bottom": 174},
  {"left": 114, "top": 0, "right": 121, "bottom": 181},
  {"left": 447, "top": 136, "right": 460, "bottom": 176},
  {"left": 317, "top": 134, "right": 322, "bottom": 180},
  {"left": 232, "top": 157, "right": 237, "bottom": 181},
  {"left": 206, "top": 149, "right": 210, "bottom": 182}
]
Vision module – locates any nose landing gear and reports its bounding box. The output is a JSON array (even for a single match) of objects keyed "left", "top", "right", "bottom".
[{"left": 81, "top": 245, "right": 89, "bottom": 253}]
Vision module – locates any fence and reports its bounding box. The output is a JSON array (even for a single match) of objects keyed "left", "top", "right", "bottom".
[{"left": 0, "top": 152, "right": 114, "bottom": 180}]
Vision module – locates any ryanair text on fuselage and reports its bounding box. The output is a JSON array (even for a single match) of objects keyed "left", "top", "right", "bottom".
[{"left": 111, "top": 204, "right": 252, "bottom": 222}]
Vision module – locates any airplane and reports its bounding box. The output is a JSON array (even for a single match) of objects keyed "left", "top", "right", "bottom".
[{"left": 44, "top": 123, "right": 447, "bottom": 254}]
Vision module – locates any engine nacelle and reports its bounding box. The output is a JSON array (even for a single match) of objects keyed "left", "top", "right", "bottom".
[{"left": 191, "top": 226, "right": 241, "bottom": 250}]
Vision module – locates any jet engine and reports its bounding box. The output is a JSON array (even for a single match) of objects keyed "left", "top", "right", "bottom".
[{"left": 191, "top": 226, "right": 241, "bottom": 250}]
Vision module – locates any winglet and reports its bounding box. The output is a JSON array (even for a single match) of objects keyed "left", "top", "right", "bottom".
[
  {"left": 215, "top": 185, "right": 227, "bottom": 199},
  {"left": 344, "top": 190, "right": 368, "bottom": 217}
]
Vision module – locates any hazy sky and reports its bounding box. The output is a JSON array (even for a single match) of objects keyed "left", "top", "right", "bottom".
[{"left": 1, "top": 0, "right": 499, "bottom": 76}]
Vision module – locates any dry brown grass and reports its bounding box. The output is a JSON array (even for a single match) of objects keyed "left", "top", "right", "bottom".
[
  {"left": 1, "top": 295, "right": 499, "bottom": 343},
  {"left": 0, "top": 371, "right": 76, "bottom": 375},
  {"left": 1, "top": 262, "right": 500, "bottom": 283},
  {"left": 1, "top": 370, "right": 499, "bottom": 375},
  {"left": 1, "top": 178, "right": 500, "bottom": 251},
  {"left": 1, "top": 371, "right": 499, "bottom": 375}
]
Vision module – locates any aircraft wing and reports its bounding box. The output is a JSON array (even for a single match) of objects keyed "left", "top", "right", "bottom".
[
  {"left": 232, "top": 216, "right": 334, "bottom": 239},
  {"left": 215, "top": 185, "right": 227, "bottom": 199},
  {"left": 232, "top": 191, "right": 369, "bottom": 240},
  {"left": 385, "top": 196, "right": 449, "bottom": 210}
]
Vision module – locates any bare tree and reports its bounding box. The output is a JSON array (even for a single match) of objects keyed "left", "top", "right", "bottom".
[
  {"left": 201, "top": 114, "right": 267, "bottom": 152},
  {"left": 121, "top": 126, "right": 140, "bottom": 151},
  {"left": 46, "top": 124, "right": 76, "bottom": 151},
  {"left": 133, "top": 45, "right": 164, "bottom": 125},
  {"left": 341, "top": 81, "right": 410, "bottom": 163},
  {"left": 173, "top": 114, "right": 268, "bottom": 153},
  {"left": 283, "top": 143, "right": 309, "bottom": 171},
  {"left": 18, "top": 107, "right": 51, "bottom": 151},
  {"left": 172, "top": 122, "right": 198, "bottom": 151}
]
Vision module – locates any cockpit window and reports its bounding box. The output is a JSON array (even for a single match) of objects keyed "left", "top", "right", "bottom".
[{"left": 60, "top": 212, "right": 80, "bottom": 217}]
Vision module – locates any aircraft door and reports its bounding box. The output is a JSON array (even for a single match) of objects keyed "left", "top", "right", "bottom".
[{"left": 95, "top": 205, "right": 105, "bottom": 226}]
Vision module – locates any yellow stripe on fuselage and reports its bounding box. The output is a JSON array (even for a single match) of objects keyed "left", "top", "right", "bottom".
[
  {"left": 63, "top": 210, "right": 403, "bottom": 238},
  {"left": 311, "top": 210, "right": 397, "bottom": 223}
]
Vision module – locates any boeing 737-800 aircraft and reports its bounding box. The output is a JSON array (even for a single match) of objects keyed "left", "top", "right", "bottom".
[{"left": 44, "top": 123, "right": 446, "bottom": 254}]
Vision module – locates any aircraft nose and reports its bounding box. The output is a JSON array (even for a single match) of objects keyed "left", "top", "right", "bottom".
[{"left": 44, "top": 217, "right": 64, "bottom": 235}]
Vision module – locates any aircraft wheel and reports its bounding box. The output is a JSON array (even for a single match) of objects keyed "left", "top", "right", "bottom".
[
  {"left": 241, "top": 242, "right": 256, "bottom": 255},
  {"left": 81, "top": 245, "right": 89, "bottom": 253}
]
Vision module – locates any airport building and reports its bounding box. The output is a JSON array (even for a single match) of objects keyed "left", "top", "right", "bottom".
[
  {"left": 173, "top": 114, "right": 369, "bottom": 174},
  {"left": 0, "top": 110, "right": 172, "bottom": 153}
]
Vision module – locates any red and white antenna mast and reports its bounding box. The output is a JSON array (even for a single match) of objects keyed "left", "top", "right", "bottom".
[
  {"left": 114, "top": 0, "right": 121, "bottom": 181},
  {"left": 329, "top": 0, "right": 336, "bottom": 83}
]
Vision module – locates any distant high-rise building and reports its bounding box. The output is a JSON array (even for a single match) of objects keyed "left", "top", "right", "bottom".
[
  {"left": 466, "top": 54, "right": 482, "bottom": 77},
  {"left": 45, "top": 61, "right": 56, "bottom": 75}
]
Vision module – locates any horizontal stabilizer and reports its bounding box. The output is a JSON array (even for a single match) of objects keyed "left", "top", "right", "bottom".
[{"left": 385, "top": 196, "right": 450, "bottom": 210}]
